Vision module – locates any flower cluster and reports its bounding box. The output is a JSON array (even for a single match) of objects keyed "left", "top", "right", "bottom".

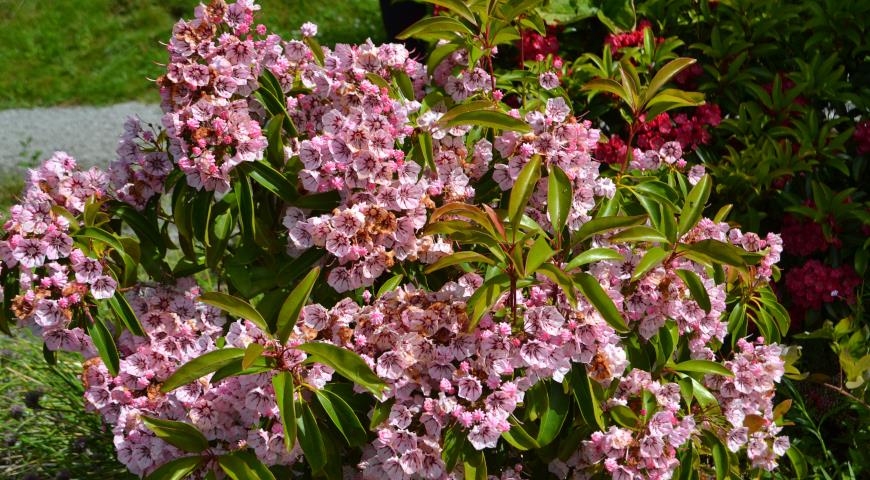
[
  {"left": 158, "top": 0, "right": 278, "bottom": 193},
  {"left": 353, "top": 274, "right": 628, "bottom": 478},
  {"left": 784, "top": 259, "right": 861, "bottom": 310},
  {"left": 493, "top": 98, "right": 613, "bottom": 230},
  {"left": 518, "top": 25, "right": 561, "bottom": 65},
  {"left": 110, "top": 117, "right": 173, "bottom": 210},
  {"left": 553, "top": 369, "right": 695, "bottom": 480},
  {"left": 705, "top": 338, "right": 789, "bottom": 471},
  {"left": 0, "top": 152, "right": 112, "bottom": 354},
  {"left": 780, "top": 214, "right": 830, "bottom": 257}
]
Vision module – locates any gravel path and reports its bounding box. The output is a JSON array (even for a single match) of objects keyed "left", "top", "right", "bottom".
[{"left": 0, "top": 102, "right": 162, "bottom": 173}]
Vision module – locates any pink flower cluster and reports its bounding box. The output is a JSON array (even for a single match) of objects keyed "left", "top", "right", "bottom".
[
  {"left": 552, "top": 370, "right": 695, "bottom": 480},
  {"left": 0, "top": 152, "right": 113, "bottom": 354},
  {"left": 784, "top": 259, "right": 861, "bottom": 310},
  {"left": 517, "top": 25, "right": 562, "bottom": 66},
  {"left": 493, "top": 98, "right": 614, "bottom": 230},
  {"left": 159, "top": 0, "right": 276, "bottom": 193},
  {"left": 110, "top": 117, "right": 173, "bottom": 210},
  {"left": 604, "top": 20, "right": 662, "bottom": 53},
  {"left": 353, "top": 274, "right": 628, "bottom": 478},
  {"left": 705, "top": 338, "right": 790, "bottom": 471},
  {"left": 81, "top": 279, "right": 348, "bottom": 476}
]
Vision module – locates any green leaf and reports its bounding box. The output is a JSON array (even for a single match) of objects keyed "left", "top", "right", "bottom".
[
  {"left": 392, "top": 69, "right": 416, "bottom": 100},
  {"left": 446, "top": 110, "right": 532, "bottom": 133},
  {"left": 421, "top": 0, "right": 476, "bottom": 24},
  {"left": 631, "top": 246, "right": 668, "bottom": 282},
  {"left": 297, "top": 401, "right": 327, "bottom": 473},
  {"left": 314, "top": 389, "right": 367, "bottom": 447},
  {"left": 786, "top": 445, "right": 807, "bottom": 479},
  {"left": 276, "top": 267, "right": 320, "bottom": 343},
  {"left": 466, "top": 275, "right": 506, "bottom": 331},
  {"left": 370, "top": 399, "right": 395, "bottom": 430},
  {"left": 609, "top": 405, "right": 639, "bottom": 429},
  {"left": 463, "top": 448, "right": 487, "bottom": 480},
  {"left": 536, "top": 380, "right": 569, "bottom": 446},
  {"left": 144, "top": 456, "right": 203, "bottom": 480},
  {"left": 547, "top": 165, "right": 572, "bottom": 234},
  {"left": 424, "top": 251, "right": 496, "bottom": 274},
  {"left": 87, "top": 315, "right": 120, "bottom": 376},
  {"left": 538, "top": 263, "right": 578, "bottom": 306},
  {"left": 246, "top": 161, "right": 298, "bottom": 204},
  {"left": 297, "top": 342, "right": 386, "bottom": 395},
  {"left": 675, "top": 269, "right": 711, "bottom": 313},
  {"left": 272, "top": 371, "right": 297, "bottom": 452},
  {"left": 396, "top": 16, "right": 474, "bottom": 40},
  {"left": 437, "top": 100, "right": 497, "bottom": 125},
  {"left": 681, "top": 240, "right": 747, "bottom": 267},
  {"left": 508, "top": 155, "right": 543, "bottom": 229},
  {"left": 109, "top": 202, "right": 164, "bottom": 252},
  {"left": 161, "top": 348, "right": 246, "bottom": 392},
  {"left": 644, "top": 58, "right": 698, "bottom": 104},
  {"left": 417, "top": 131, "right": 436, "bottom": 172},
  {"left": 609, "top": 226, "right": 669, "bottom": 244},
  {"left": 198, "top": 292, "right": 270, "bottom": 336},
  {"left": 108, "top": 291, "right": 146, "bottom": 337},
  {"left": 141, "top": 416, "right": 209, "bottom": 453},
  {"left": 442, "top": 424, "right": 466, "bottom": 471},
  {"left": 242, "top": 342, "right": 266, "bottom": 370},
  {"left": 501, "top": 416, "right": 540, "bottom": 451},
  {"left": 564, "top": 248, "right": 624, "bottom": 271},
  {"left": 574, "top": 272, "right": 629, "bottom": 332},
  {"left": 210, "top": 356, "right": 271, "bottom": 384},
  {"left": 525, "top": 235, "right": 555, "bottom": 275},
  {"left": 672, "top": 360, "right": 733, "bottom": 377},
  {"left": 218, "top": 450, "right": 276, "bottom": 480},
  {"left": 581, "top": 78, "right": 628, "bottom": 103},
  {"left": 568, "top": 364, "right": 605, "bottom": 430},
  {"left": 704, "top": 430, "right": 729, "bottom": 480},
  {"left": 677, "top": 174, "right": 711, "bottom": 237},
  {"left": 376, "top": 274, "right": 404, "bottom": 298},
  {"left": 235, "top": 176, "right": 256, "bottom": 239},
  {"left": 573, "top": 215, "right": 647, "bottom": 244}
]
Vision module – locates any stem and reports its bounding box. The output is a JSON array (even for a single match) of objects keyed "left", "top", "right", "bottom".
[
  {"left": 820, "top": 382, "right": 870, "bottom": 411},
  {"left": 620, "top": 118, "right": 638, "bottom": 176}
]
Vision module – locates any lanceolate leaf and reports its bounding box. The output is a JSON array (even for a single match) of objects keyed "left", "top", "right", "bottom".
[
  {"left": 242, "top": 342, "right": 266, "bottom": 370},
  {"left": 675, "top": 269, "right": 711, "bottom": 313},
  {"left": 396, "top": 16, "right": 474, "bottom": 40},
  {"left": 87, "top": 315, "right": 120, "bottom": 376},
  {"left": 297, "top": 402, "right": 327, "bottom": 473},
  {"left": 314, "top": 389, "right": 367, "bottom": 447},
  {"left": 276, "top": 267, "right": 320, "bottom": 344},
  {"left": 677, "top": 174, "right": 711, "bottom": 237},
  {"left": 246, "top": 161, "right": 298, "bottom": 204},
  {"left": 218, "top": 450, "right": 276, "bottom": 480},
  {"left": 424, "top": 251, "right": 496, "bottom": 274},
  {"left": 644, "top": 58, "right": 698, "bottom": 104},
  {"left": 536, "top": 380, "right": 569, "bottom": 446},
  {"left": 446, "top": 110, "right": 532, "bottom": 132},
  {"left": 501, "top": 416, "right": 540, "bottom": 451},
  {"left": 631, "top": 246, "right": 668, "bottom": 282},
  {"left": 144, "top": 455, "right": 203, "bottom": 480},
  {"left": 108, "top": 291, "right": 146, "bottom": 337},
  {"left": 272, "top": 371, "right": 297, "bottom": 452},
  {"left": 161, "top": 348, "right": 246, "bottom": 392},
  {"left": 672, "top": 360, "right": 734, "bottom": 377},
  {"left": 296, "top": 342, "right": 386, "bottom": 395},
  {"left": 420, "top": 0, "right": 476, "bottom": 24},
  {"left": 568, "top": 364, "right": 605, "bottom": 430},
  {"left": 547, "top": 164, "right": 572, "bottom": 234},
  {"left": 525, "top": 235, "right": 555, "bottom": 275},
  {"left": 564, "top": 248, "right": 624, "bottom": 271},
  {"left": 376, "top": 274, "right": 404, "bottom": 298},
  {"left": 508, "top": 155, "right": 543, "bottom": 230},
  {"left": 141, "top": 416, "right": 209, "bottom": 453},
  {"left": 609, "top": 226, "right": 669, "bottom": 244},
  {"left": 573, "top": 272, "right": 629, "bottom": 333},
  {"left": 198, "top": 292, "right": 270, "bottom": 336},
  {"left": 572, "top": 215, "right": 647, "bottom": 244}
]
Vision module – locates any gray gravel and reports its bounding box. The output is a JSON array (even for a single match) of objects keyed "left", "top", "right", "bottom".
[{"left": 0, "top": 102, "right": 162, "bottom": 174}]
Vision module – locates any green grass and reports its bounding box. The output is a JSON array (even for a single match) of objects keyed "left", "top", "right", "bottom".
[
  {"left": 0, "top": 0, "right": 386, "bottom": 108},
  {"left": 0, "top": 332, "right": 133, "bottom": 479}
]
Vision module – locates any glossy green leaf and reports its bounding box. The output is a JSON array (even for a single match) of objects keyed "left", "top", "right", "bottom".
[
  {"left": 108, "top": 291, "right": 146, "bottom": 337},
  {"left": 631, "top": 246, "right": 668, "bottom": 282},
  {"left": 675, "top": 269, "right": 711, "bottom": 313},
  {"left": 396, "top": 16, "right": 474, "bottom": 40},
  {"left": 442, "top": 424, "right": 466, "bottom": 471},
  {"left": 574, "top": 272, "right": 629, "bottom": 332},
  {"left": 547, "top": 164, "right": 572, "bottom": 234},
  {"left": 297, "top": 342, "right": 386, "bottom": 395},
  {"left": 421, "top": 0, "right": 476, "bottom": 24},
  {"left": 564, "top": 248, "right": 624, "bottom": 271},
  {"left": 609, "top": 225, "right": 669, "bottom": 244},
  {"left": 682, "top": 240, "right": 747, "bottom": 267},
  {"left": 525, "top": 235, "right": 555, "bottom": 275},
  {"left": 501, "top": 416, "right": 540, "bottom": 451},
  {"left": 218, "top": 450, "right": 276, "bottom": 480},
  {"left": 672, "top": 360, "right": 733, "bottom": 377},
  {"left": 538, "top": 263, "right": 578, "bottom": 306},
  {"left": 141, "top": 416, "right": 209, "bottom": 453},
  {"left": 568, "top": 364, "right": 605, "bottom": 430},
  {"left": 276, "top": 267, "right": 320, "bottom": 343},
  {"left": 609, "top": 405, "right": 639, "bottom": 429},
  {"left": 573, "top": 215, "right": 647, "bottom": 244},
  {"left": 198, "top": 292, "right": 270, "bottom": 336},
  {"left": 161, "top": 348, "right": 246, "bottom": 392},
  {"left": 87, "top": 315, "right": 120, "bottom": 376},
  {"left": 446, "top": 110, "right": 532, "bottom": 133},
  {"left": 242, "top": 342, "right": 265, "bottom": 370},
  {"left": 376, "top": 274, "right": 404, "bottom": 298},
  {"left": 537, "top": 380, "right": 569, "bottom": 446},
  {"left": 247, "top": 161, "right": 297, "bottom": 204},
  {"left": 508, "top": 155, "right": 543, "bottom": 230},
  {"left": 314, "top": 389, "right": 367, "bottom": 447},
  {"left": 425, "top": 251, "right": 496, "bottom": 274},
  {"left": 644, "top": 58, "right": 698, "bottom": 104},
  {"left": 370, "top": 399, "right": 395, "bottom": 430},
  {"left": 144, "top": 455, "right": 203, "bottom": 480},
  {"left": 272, "top": 371, "right": 297, "bottom": 452},
  {"left": 786, "top": 445, "right": 807, "bottom": 479},
  {"left": 463, "top": 449, "right": 487, "bottom": 480},
  {"left": 677, "top": 175, "right": 711, "bottom": 237},
  {"left": 581, "top": 78, "right": 628, "bottom": 103},
  {"left": 297, "top": 402, "right": 327, "bottom": 473}
]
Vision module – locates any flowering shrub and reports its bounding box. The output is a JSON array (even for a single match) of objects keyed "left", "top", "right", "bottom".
[{"left": 0, "top": 1, "right": 802, "bottom": 479}]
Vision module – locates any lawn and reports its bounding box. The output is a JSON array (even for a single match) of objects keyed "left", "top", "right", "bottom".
[{"left": 0, "top": 0, "right": 387, "bottom": 109}]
